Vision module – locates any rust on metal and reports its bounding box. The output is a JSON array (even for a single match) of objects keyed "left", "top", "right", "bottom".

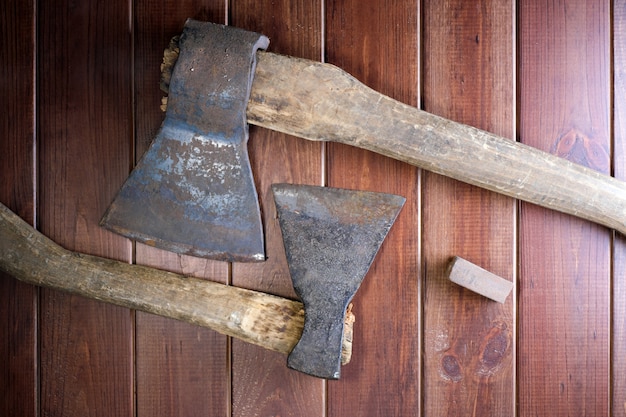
[
  {"left": 272, "top": 183, "right": 405, "bottom": 379},
  {"left": 101, "top": 20, "right": 269, "bottom": 262}
]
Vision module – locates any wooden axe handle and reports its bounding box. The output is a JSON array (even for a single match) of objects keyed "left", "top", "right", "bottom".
[
  {"left": 246, "top": 52, "right": 626, "bottom": 234},
  {"left": 0, "top": 202, "right": 353, "bottom": 365}
]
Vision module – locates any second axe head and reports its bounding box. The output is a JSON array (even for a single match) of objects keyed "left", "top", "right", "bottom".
[
  {"left": 100, "top": 20, "right": 269, "bottom": 261},
  {"left": 272, "top": 183, "right": 405, "bottom": 379}
]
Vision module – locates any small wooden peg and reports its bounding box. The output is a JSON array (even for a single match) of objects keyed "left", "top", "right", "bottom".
[{"left": 447, "top": 256, "right": 513, "bottom": 303}]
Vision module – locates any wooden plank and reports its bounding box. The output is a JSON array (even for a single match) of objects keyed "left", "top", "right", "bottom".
[
  {"left": 0, "top": 1, "right": 37, "bottom": 416},
  {"left": 133, "top": 249, "right": 230, "bottom": 417},
  {"left": 229, "top": 2, "right": 325, "bottom": 416},
  {"left": 421, "top": 0, "right": 515, "bottom": 415},
  {"left": 37, "top": 0, "right": 134, "bottom": 415},
  {"left": 613, "top": 2, "right": 626, "bottom": 415},
  {"left": 324, "top": 1, "right": 420, "bottom": 415},
  {"left": 132, "top": 3, "right": 231, "bottom": 416},
  {"left": 517, "top": 1, "right": 610, "bottom": 415}
]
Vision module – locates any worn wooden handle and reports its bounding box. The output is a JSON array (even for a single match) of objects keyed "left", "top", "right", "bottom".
[
  {"left": 0, "top": 202, "right": 353, "bottom": 364},
  {"left": 246, "top": 52, "right": 626, "bottom": 234}
]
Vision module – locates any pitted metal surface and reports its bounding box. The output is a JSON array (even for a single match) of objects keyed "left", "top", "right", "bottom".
[
  {"left": 272, "top": 183, "right": 405, "bottom": 379},
  {"left": 101, "top": 20, "right": 269, "bottom": 262}
]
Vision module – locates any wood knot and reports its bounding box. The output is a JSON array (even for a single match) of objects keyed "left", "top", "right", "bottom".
[
  {"left": 478, "top": 322, "right": 511, "bottom": 376},
  {"left": 551, "top": 128, "right": 609, "bottom": 173},
  {"left": 441, "top": 354, "right": 463, "bottom": 382}
]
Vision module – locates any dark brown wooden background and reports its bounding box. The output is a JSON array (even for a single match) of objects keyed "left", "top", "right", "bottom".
[{"left": 1, "top": 0, "right": 623, "bottom": 415}]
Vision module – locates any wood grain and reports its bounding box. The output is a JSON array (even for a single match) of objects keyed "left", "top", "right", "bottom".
[
  {"left": 613, "top": 1, "right": 626, "bottom": 415},
  {"left": 37, "top": 0, "right": 134, "bottom": 415},
  {"left": 134, "top": 249, "right": 230, "bottom": 417},
  {"left": 229, "top": 2, "right": 326, "bottom": 416},
  {"left": 325, "top": 1, "right": 420, "bottom": 415},
  {"left": 133, "top": 2, "right": 231, "bottom": 416},
  {"left": 421, "top": 0, "right": 515, "bottom": 415},
  {"left": 518, "top": 1, "right": 610, "bottom": 415},
  {"left": 4, "top": 2, "right": 623, "bottom": 415},
  {"left": 0, "top": 1, "right": 36, "bottom": 416}
]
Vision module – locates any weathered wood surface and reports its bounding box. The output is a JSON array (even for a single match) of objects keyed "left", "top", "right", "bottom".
[
  {"left": 614, "top": 1, "right": 626, "bottom": 415},
  {"left": 421, "top": 1, "right": 515, "bottom": 415},
  {"left": 229, "top": 3, "right": 326, "bottom": 415},
  {"left": 133, "top": 3, "right": 230, "bottom": 415},
  {"left": 0, "top": 0, "right": 621, "bottom": 416},
  {"left": 37, "top": 0, "right": 134, "bottom": 415},
  {"left": 518, "top": 1, "right": 611, "bottom": 415},
  {"left": 0, "top": 1, "right": 36, "bottom": 417},
  {"left": 324, "top": 1, "right": 420, "bottom": 415}
]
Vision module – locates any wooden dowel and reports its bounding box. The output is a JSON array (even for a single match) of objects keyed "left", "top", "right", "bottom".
[{"left": 447, "top": 256, "right": 514, "bottom": 303}]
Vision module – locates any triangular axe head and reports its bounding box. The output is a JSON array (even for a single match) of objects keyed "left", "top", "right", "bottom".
[
  {"left": 272, "top": 183, "right": 405, "bottom": 379},
  {"left": 100, "top": 20, "right": 269, "bottom": 262}
]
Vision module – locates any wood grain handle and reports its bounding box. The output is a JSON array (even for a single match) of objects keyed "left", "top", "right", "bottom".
[
  {"left": 246, "top": 52, "right": 626, "bottom": 234},
  {"left": 0, "top": 202, "right": 354, "bottom": 364}
]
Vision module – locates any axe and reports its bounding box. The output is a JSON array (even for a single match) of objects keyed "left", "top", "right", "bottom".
[
  {"left": 101, "top": 20, "right": 626, "bottom": 262},
  {"left": 0, "top": 182, "right": 404, "bottom": 379}
]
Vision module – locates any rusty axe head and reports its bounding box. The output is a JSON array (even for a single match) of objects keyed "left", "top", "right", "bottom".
[
  {"left": 100, "top": 20, "right": 269, "bottom": 262},
  {"left": 272, "top": 184, "right": 405, "bottom": 379}
]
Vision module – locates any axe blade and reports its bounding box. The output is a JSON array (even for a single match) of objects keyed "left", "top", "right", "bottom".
[
  {"left": 101, "top": 20, "right": 269, "bottom": 262},
  {"left": 272, "top": 184, "right": 405, "bottom": 379}
]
